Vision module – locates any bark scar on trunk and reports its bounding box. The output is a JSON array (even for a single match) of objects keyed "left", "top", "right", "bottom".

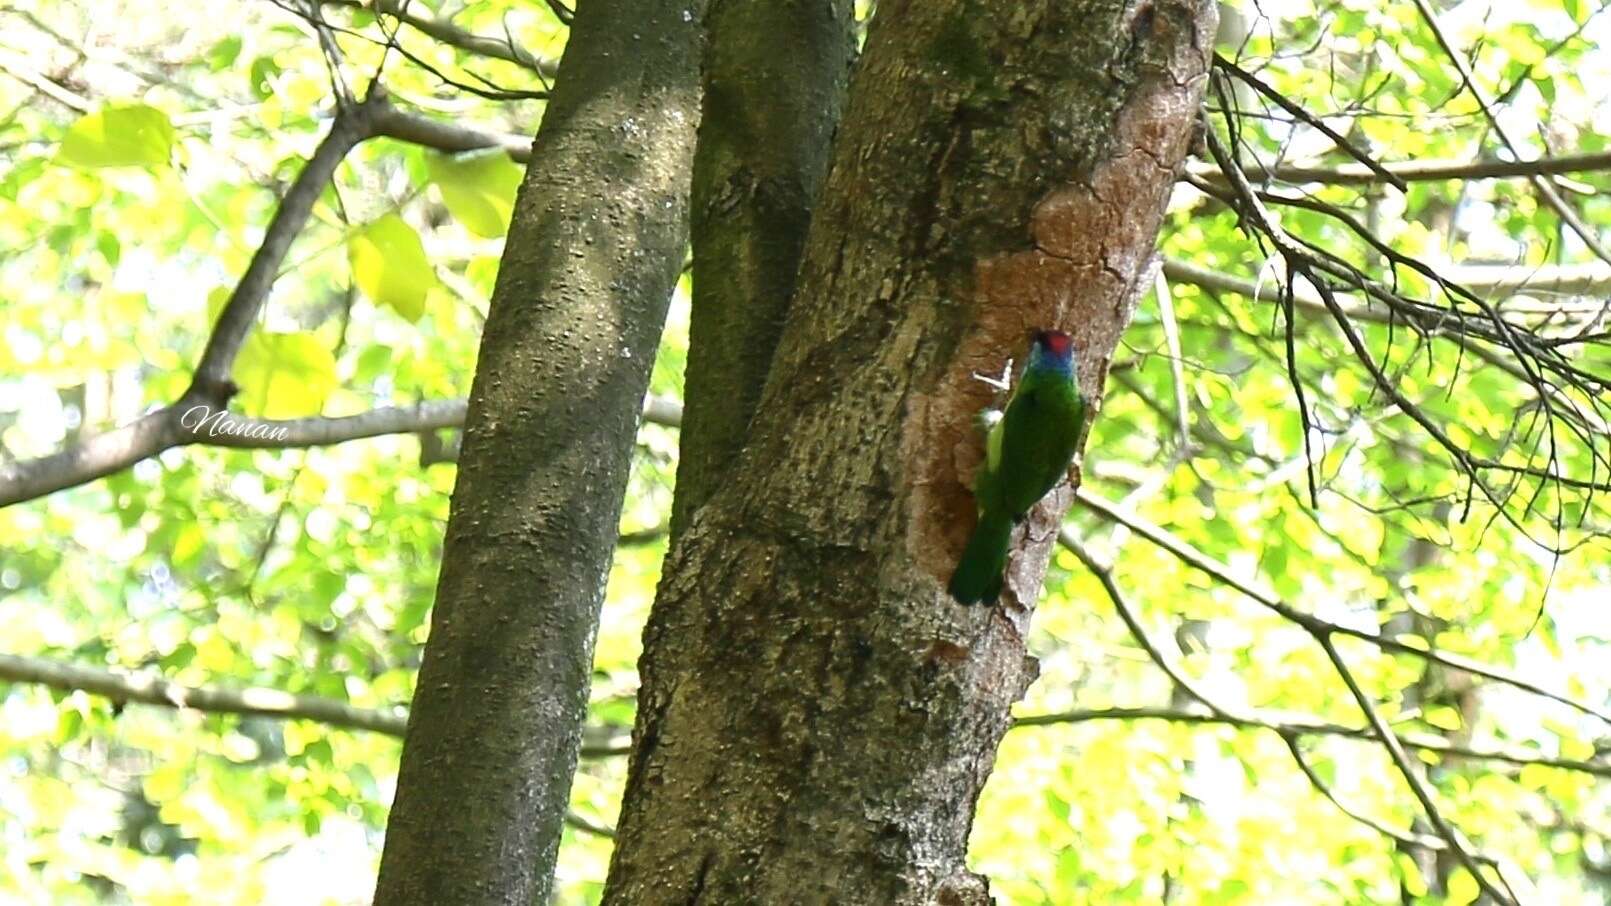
[{"left": 907, "top": 0, "right": 1214, "bottom": 614}]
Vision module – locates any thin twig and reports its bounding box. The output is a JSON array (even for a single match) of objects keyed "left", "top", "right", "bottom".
[
  {"left": 191, "top": 93, "right": 388, "bottom": 397},
  {"left": 0, "top": 654, "right": 635, "bottom": 762},
  {"left": 0, "top": 53, "right": 94, "bottom": 112},
  {"left": 1186, "top": 148, "right": 1611, "bottom": 187},
  {"left": 322, "top": 0, "right": 560, "bottom": 77},
  {"left": 0, "top": 652, "right": 407, "bottom": 735},
  {"left": 1011, "top": 706, "right": 1611, "bottom": 778},
  {"left": 0, "top": 394, "right": 680, "bottom": 507},
  {"left": 1314, "top": 633, "right": 1518, "bottom": 906},
  {"left": 1201, "top": 96, "right": 1610, "bottom": 551},
  {"left": 1061, "top": 532, "right": 1230, "bottom": 716},
  {"left": 1213, "top": 55, "right": 1407, "bottom": 191},
  {"left": 0, "top": 652, "right": 621, "bottom": 835},
  {"left": 1070, "top": 487, "right": 1611, "bottom": 726},
  {"left": 1280, "top": 732, "right": 1449, "bottom": 852},
  {"left": 1410, "top": 0, "right": 1611, "bottom": 270},
  {"left": 273, "top": 0, "right": 550, "bottom": 101},
  {"left": 1152, "top": 268, "right": 1192, "bottom": 448}
]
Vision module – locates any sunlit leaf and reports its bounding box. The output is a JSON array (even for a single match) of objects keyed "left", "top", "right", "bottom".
[
  {"left": 232, "top": 331, "right": 338, "bottom": 418},
  {"left": 57, "top": 104, "right": 175, "bottom": 170},
  {"left": 428, "top": 150, "right": 523, "bottom": 238},
  {"left": 349, "top": 213, "right": 435, "bottom": 321}
]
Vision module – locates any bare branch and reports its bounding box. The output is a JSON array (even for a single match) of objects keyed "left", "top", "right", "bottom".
[
  {"left": 0, "top": 53, "right": 94, "bottom": 113},
  {"left": 1213, "top": 55, "right": 1406, "bottom": 191},
  {"left": 7, "top": 649, "right": 1600, "bottom": 808},
  {"left": 1186, "top": 149, "right": 1611, "bottom": 187},
  {"left": 1152, "top": 268, "right": 1192, "bottom": 448},
  {"left": 0, "top": 651, "right": 407, "bottom": 735},
  {"left": 615, "top": 524, "right": 670, "bottom": 546},
  {"left": 0, "top": 75, "right": 689, "bottom": 510},
  {"left": 1012, "top": 706, "right": 1611, "bottom": 780},
  {"left": 1410, "top": 0, "right": 1611, "bottom": 271},
  {"left": 1061, "top": 532, "right": 1230, "bottom": 716},
  {"left": 1440, "top": 261, "right": 1611, "bottom": 299},
  {"left": 641, "top": 394, "right": 683, "bottom": 429},
  {"left": 0, "top": 652, "right": 619, "bottom": 836},
  {"left": 1057, "top": 512, "right": 1611, "bottom": 832},
  {"left": 1198, "top": 99, "right": 1611, "bottom": 549},
  {"left": 181, "top": 399, "right": 467, "bottom": 448},
  {"left": 0, "top": 394, "right": 681, "bottom": 508},
  {"left": 370, "top": 103, "right": 533, "bottom": 162},
  {"left": 323, "top": 0, "right": 560, "bottom": 78},
  {"left": 1070, "top": 488, "right": 1611, "bottom": 726},
  {"left": 0, "top": 63, "right": 393, "bottom": 509},
  {"left": 564, "top": 812, "right": 615, "bottom": 839},
  {"left": 1281, "top": 733, "right": 1451, "bottom": 852},
  {"left": 0, "top": 652, "right": 632, "bottom": 760},
  {"left": 0, "top": 410, "right": 179, "bottom": 509},
  {"left": 1162, "top": 257, "right": 1611, "bottom": 332},
  {"left": 190, "top": 93, "right": 388, "bottom": 398},
  {"left": 542, "top": 0, "right": 574, "bottom": 26},
  {"left": 1314, "top": 633, "right": 1517, "bottom": 906},
  {"left": 268, "top": 0, "right": 549, "bottom": 101}
]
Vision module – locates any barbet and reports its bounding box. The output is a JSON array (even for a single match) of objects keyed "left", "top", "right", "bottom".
[{"left": 948, "top": 329, "right": 1085, "bottom": 605}]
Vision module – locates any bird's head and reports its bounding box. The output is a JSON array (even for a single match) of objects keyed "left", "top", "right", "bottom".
[{"left": 1027, "top": 329, "right": 1076, "bottom": 373}]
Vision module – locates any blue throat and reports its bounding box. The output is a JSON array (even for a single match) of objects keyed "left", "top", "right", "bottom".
[{"left": 1027, "top": 343, "right": 1074, "bottom": 376}]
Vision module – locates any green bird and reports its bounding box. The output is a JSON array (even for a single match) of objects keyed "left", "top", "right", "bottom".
[{"left": 948, "top": 329, "right": 1086, "bottom": 605}]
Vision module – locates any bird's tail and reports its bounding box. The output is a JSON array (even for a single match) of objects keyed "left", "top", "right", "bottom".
[{"left": 947, "top": 508, "right": 1013, "bottom": 605}]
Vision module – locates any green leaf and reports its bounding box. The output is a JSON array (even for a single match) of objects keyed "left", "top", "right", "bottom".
[
  {"left": 1445, "top": 867, "right": 1479, "bottom": 906},
  {"left": 171, "top": 523, "right": 205, "bottom": 568},
  {"left": 1391, "top": 851, "right": 1430, "bottom": 889},
  {"left": 57, "top": 104, "right": 175, "bottom": 169},
  {"left": 349, "top": 213, "right": 435, "bottom": 321},
  {"left": 248, "top": 56, "right": 282, "bottom": 99},
  {"left": 96, "top": 231, "right": 121, "bottom": 268},
  {"left": 1423, "top": 706, "right": 1463, "bottom": 732},
  {"left": 207, "top": 36, "right": 243, "bottom": 69},
  {"left": 1537, "top": 75, "right": 1556, "bottom": 104},
  {"left": 353, "top": 345, "right": 394, "bottom": 384},
  {"left": 0, "top": 156, "right": 48, "bottom": 200},
  {"left": 1054, "top": 847, "right": 1083, "bottom": 888},
  {"left": 206, "top": 285, "right": 232, "bottom": 325},
  {"left": 55, "top": 708, "right": 84, "bottom": 743},
  {"left": 1043, "top": 788, "right": 1071, "bottom": 824},
  {"left": 427, "top": 150, "right": 523, "bottom": 238},
  {"left": 232, "top": 331, "right": 338, "bottom": 418}
]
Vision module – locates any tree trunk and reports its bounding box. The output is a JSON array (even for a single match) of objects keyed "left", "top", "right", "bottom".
[
  {"left": 603, "top": 1, "right": 1215, "bottom": 903},
  {"left": 370, "top": 2, "right": 706, "bottom": 903},
  {"left": 670, "top": 0, "right": 857, "bottom": 539}
]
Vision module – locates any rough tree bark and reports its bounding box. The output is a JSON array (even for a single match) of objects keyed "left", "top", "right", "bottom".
[
  {"left": 669, "top": 0, "right": 857, "bottom": 539},
  {"left": 603, "top": 1, "right": 1215, "bottom": 903},
  {"left": 370, "top": 2, "right": 706, "bottom": 903}
]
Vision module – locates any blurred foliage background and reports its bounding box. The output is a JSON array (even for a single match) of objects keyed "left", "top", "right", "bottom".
[{"left": 1, "top": 0, "right": 1608, "bottom": 903}]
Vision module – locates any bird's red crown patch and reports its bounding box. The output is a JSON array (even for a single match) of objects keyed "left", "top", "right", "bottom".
[{"left": 1037, "top": 330, "right": 1072, "bottom": 356}]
